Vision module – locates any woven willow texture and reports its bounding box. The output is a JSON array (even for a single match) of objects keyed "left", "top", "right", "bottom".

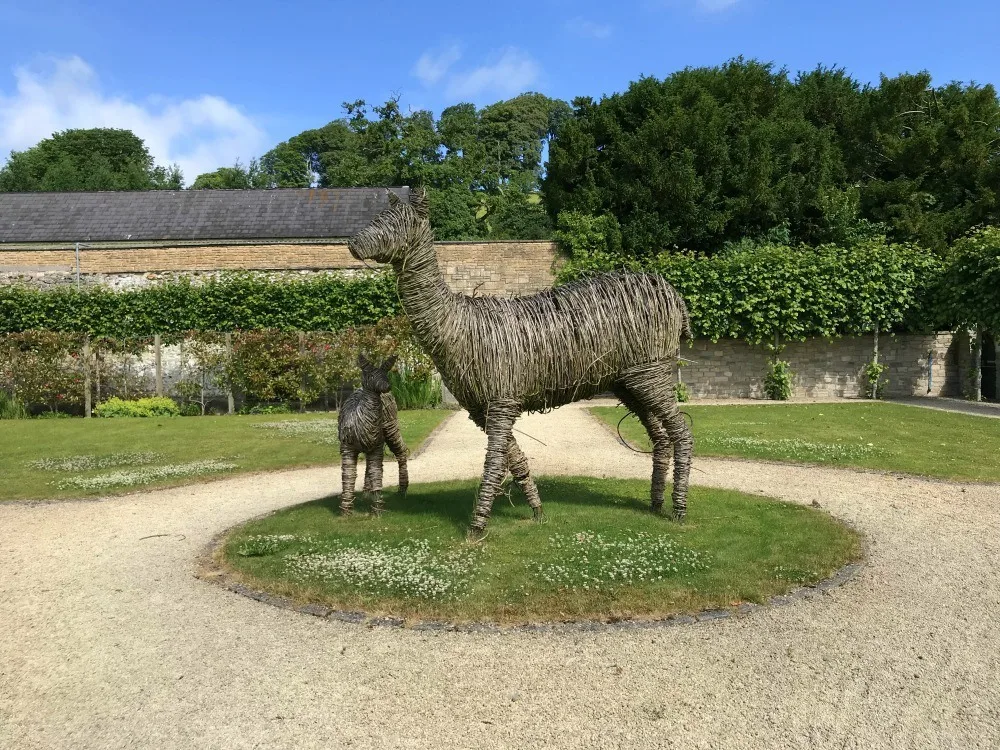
[
  {"left": 349, "top": 190, "right": 692, "bottom": 532},
  {"left": 337, "top": 355, "right": 408, "bottom": 514}
]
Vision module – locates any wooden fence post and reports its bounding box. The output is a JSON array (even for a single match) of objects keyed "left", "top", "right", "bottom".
[
  {"left": 154, "top": 334, "right": 164, "bottom": 397},
  {"left": 83, "top": 334, "right": 92, "bottom": 418},
  {"left": 225, "top": 332, "right": 235, "bottom": 415}
]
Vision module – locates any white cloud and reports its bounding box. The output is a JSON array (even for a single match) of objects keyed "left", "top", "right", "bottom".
[
  {"left": 565, "top": 17, "right": 613, "bottom": 39},
  {"left": 0, "top": 56, "right": 266, "bottom": 185},
  {"left": 696, "top": 0, "right": 741, "bottom": 12},
  {"left": 412, "top": 45, "right": 463, "bottom": 86},
  {"left": 443, "top": 48, "right": 541, "bottom": 100}
]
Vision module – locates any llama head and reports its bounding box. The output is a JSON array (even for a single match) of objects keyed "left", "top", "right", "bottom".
[
  {"left": 349, "top": 188, "right": 430, "bottom": 265},
  {"left": 358, "top": 353, "right": 398, "bottom": 394}
]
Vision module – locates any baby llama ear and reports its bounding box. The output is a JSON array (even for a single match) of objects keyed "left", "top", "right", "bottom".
[
  {"left": 381, "top": 355, "right": 398, "bottom": 372},
  {"left": 357, "top": 353, "right": 371, "bottom": 369},
  {"left": 387, "top": 190, "right": 401, "bottom": 207},
  {"left": 410, "top": 187, "right": 429, "bottom": 219}
]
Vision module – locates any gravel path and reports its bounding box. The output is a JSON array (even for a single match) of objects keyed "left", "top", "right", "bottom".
[{"left": 2, "top": 404, "right": 998, "bottom": 749}]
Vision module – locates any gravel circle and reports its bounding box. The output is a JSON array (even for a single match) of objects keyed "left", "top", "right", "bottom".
[{"left": 1, "top": 404, "right": 998, "bottom": 749}]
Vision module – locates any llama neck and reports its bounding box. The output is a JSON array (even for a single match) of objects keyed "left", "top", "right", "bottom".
[{"left": 393, "top": 223, "right": 455, "bottom": 358}]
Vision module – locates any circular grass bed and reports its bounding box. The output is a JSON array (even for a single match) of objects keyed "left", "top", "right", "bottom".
[{"left": 220, "top": 477, "right": 863, "bottom": 625}]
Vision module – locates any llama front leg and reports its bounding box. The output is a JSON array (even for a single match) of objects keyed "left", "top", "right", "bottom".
[
  {"left": 340, "top": 447, "right": 358, "bottom": 514},
  {"left": 470, "top": 401, "right": 518, "bottom": 536},
  {"left": 365, "top": 444, "right": 386, "bottom": 515},
  {"left": 663, "top": 398, "right": 693, "bottom": 520},
  {"left": 507, "top": 437, "right": 542, "bottom": 520}
]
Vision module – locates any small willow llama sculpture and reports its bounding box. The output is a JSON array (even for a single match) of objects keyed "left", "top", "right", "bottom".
[
  {"left": 338, "top": 354, "right": 409, "bottom": 514},
  {"left": 349, "top": 189, "right": 692, "bottom": 534}
]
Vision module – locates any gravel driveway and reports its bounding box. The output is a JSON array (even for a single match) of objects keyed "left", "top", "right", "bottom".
[{"left": 1, "top": 404, "right": 998, "bottom": 749}]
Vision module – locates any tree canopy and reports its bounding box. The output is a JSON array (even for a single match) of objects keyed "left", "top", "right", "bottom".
[
  {"left": 190, "top": 159, "right": 267, "bottom": 190},
  {"left": 544, "top": 59, "right": 1000, "bottom": 255},
  {"left": 0, "top": 128, "right": 182, "bottom": 192},
  {"left": 255, "top": 93, "right": 571, "bottom": 240}
]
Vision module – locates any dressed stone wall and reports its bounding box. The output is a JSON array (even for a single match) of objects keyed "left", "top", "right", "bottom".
[
  {"left": 680, "top": 333, "right": 966, "bottom": 399},
  {"left": 0, "top": 240, "right": 562, "bottom": 297}
]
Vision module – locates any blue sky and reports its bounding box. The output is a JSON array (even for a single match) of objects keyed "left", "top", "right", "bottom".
[{"left": 1, "top": 0, "right": 998, "bottom": 182}]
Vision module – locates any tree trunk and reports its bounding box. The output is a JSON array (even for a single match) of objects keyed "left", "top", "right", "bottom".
[
  {"left": 970, "top": 327, "right": 983, "bottom": 402},
  {"left": 870, "top": 322, "right": 880, "bottom": 400},
  {"left": 154, "top": 334, "right": 163, "bottom": 397},
  {"left": 225, "top": 332, "right": 235, "bottom": 415},
  {"left": 83, "top": 335, "right": 92, "bottom": 418},
  {"left": 298, "top": 331, "right": 307, "bottom": 413}
]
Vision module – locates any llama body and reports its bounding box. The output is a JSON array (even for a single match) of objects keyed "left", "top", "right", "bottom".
[
  {"left": 338, "top": 356, "right": 408, "bottom": 514},
  {"left": 349, "top": 190, "right": 692, "bottom": 533}
]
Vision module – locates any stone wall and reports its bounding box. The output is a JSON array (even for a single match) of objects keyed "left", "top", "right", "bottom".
[
  {"left": 681, "top": 333, "right": 966, "bottom": 399},
  {"left": 0, "top": 240, "right": 562, "bottom": 297}
]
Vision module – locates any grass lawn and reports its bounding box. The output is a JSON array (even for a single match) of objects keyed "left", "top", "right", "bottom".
[
  {"left": 592, "top": 402, "right": 1000, "bottom": 483},
  {"left": 0, "top": 410, "right": 450, "bottom": 502},
  {"left": 220, "top": 476, "right": 862, "bottom": 624}
]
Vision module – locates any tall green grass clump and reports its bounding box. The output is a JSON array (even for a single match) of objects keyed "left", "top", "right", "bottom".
[
  {"left": 0, "top": 390, "right": 29, "bottom": 419},
  {"left": 390, "top": 371, "right": 442, "bottom": 410}
]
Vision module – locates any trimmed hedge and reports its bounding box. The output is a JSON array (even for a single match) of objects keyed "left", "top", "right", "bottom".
[
  {"left": 0, "top": 272, "right": 400, "bottom": 338},
  {"left": 555, "top": 218, "right": 944, "bottom": 343}
]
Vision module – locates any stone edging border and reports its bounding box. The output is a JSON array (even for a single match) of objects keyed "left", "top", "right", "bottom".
[{"left": 196, "top": 528, "right": 866, "bottom": 634}]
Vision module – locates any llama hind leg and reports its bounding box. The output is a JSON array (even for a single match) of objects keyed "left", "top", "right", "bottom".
[
  {"left": 507, "top": 437, "right": 542, "bottom": 520},
  {"left": 340, "top": 447, "right": 358, "bottom": 515},
  {"left": 613, "top": 382, "right": 672, "bottom": 514},
  {"left": 662, "top": 399, "right": 692, "bottom": 520},
  {"left": 362, "top": 457, "right": 375, "bottom": 493},
  {"left": 470, "top": 401, "right": 518, "bottom": 536},
  {"left": 621, "top": 361, "right": 693, "bottom": 520}
]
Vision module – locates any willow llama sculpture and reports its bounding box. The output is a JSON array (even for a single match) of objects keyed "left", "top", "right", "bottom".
[
  {"left": 349, "top": 189, "right": 692, "bottom": 534},
  {"left": 338, "top": 354, "right": 409, "bottom": 514}
]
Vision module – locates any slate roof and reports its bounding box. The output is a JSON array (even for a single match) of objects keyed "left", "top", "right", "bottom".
[{"left": 0, "top": 187, "right": 410, "bottom": 244}]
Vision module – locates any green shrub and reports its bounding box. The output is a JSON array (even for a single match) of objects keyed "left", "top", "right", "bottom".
[
  {"left": 239, "top": 403, "right": 294, "bottom": 415},
  {"left": 94, "top": 396, "right": 180, "bottom": 418},
  {"left": 763, "top": 360, "right": 793, "bottom": 401},
  {"left": 675, "top": 381, "right": 690, "bottom": 403},
  {"left": 0, "top": 390, "right": 29, "bottom": 419},
  {"left": 863, "top": 361, "right": 889, "bottom": 399}
]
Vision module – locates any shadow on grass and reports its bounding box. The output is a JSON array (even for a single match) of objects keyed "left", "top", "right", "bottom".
[{"left": 307, "top": 476, "right": 659, "bottom": 535}]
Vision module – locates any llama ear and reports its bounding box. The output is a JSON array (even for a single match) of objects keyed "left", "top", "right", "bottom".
[
  {"left": 357, "top": 353, "right": 371, "bottom": 369},
  {"left": 386, "top": 190, "right": 401, "bottom": 208},
  {"left": 409, "top": 187, "right": 429, "bottom": 219},
  {"left": 381, "top": 355, "right": 398, "bottom": 372}
]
